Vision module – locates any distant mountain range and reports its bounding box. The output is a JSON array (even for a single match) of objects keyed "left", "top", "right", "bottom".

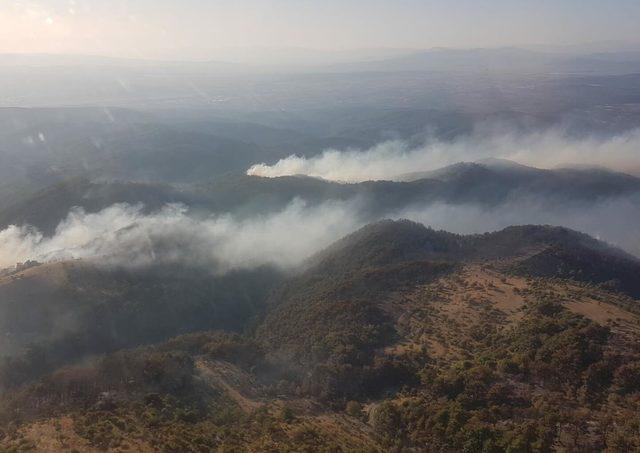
[
  {"left": 3, "top": 46, "right": 640, "bottom": 75},
  {"left": 325, "top": 47, "right": 640, "bottom": 75}
]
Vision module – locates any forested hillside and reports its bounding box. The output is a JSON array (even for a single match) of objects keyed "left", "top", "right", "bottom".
[{"left": 1, "top": 221, "right": 639, "bottom": 451}]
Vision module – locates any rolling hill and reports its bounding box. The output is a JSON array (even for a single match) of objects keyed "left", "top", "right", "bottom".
[
  {"left": 0, "top": 260, "right": 283, "bottom": 389},
  {"left": 1, "top": 221, "right": 639, "bottom": 451}
]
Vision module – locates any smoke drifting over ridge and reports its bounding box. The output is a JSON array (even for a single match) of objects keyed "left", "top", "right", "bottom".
[
  {"left": 2, "top": 191, "right": 639, "bottom": 274},
  {"left": 2, "top": 128, "right": 640, "bottom": 272},
  {"left": 247, "top": 128, "right": 640, "bottom": 182},
  {"left": 0, "top": 200, "right": 363, "bottom": 272}
]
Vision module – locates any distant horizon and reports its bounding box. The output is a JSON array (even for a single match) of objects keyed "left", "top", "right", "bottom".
[
  {"left": 3, "top": 1, "right": 640, "bottom": 60},
  {"left": 0, "top": 40, "right": 639, "bottom": 65}
]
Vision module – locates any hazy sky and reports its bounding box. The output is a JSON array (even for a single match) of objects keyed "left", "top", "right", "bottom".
[{"left": 1, "top": 0, "right": 640, "bottom": 59}]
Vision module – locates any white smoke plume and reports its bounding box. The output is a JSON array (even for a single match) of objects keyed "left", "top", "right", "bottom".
[
  {"left": 0, "top": 199, "right": 363, "bottom": 272},
  {"left": 1, "top": 192, "right": 639, "bottom": 274},
  {"left": 247, "top": 128, "right": 640, "bottom": 182}
]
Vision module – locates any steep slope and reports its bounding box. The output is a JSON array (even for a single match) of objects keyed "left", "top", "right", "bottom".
[
  {"left": 254, "top": 221, "right": 640, "bottom": 450},
  {"left": 307, "top": 219, "right": 466, "bottom": 274},
  {"left": 0, "top": 260, "right": 283, "bottom": 390},
  {"left": 257, "top": 221, "right": 640, "bottom": 400},
  {"left": 306, "top": 221, "right": 640, "bottom": 293}
]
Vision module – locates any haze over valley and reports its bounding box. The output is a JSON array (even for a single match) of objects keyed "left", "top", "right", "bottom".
[{"left": 1, "top": 1, "right": 640, "bottom": 451}]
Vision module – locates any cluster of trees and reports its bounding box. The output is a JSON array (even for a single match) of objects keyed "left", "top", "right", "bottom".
[{"left": 368, "top": 300, "right": 640, "bottom": 451}]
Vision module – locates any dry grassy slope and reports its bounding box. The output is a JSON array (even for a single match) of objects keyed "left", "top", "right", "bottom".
[
  {"left": 381, "top": 263, "right": 640, "bottom": 367},
  {"left": 364, "top": 263, "right": 640, "bottom": 451},
  {"left": 5, "top": 417, "right": 155, "bottom": 452},
  {"left": 193, "top": 358, "right": 382, "bottom": 451}
]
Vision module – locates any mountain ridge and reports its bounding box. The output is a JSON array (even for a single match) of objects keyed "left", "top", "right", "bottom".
[{"left": 1, "top": 220, "right": 640, "bottom": 451}]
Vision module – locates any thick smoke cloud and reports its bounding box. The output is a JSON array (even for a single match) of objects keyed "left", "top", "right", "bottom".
[
  {"left": 247, "top": 128, "right": 640, "bottom": 182},
  {"left": 0, "top": 200, "right": 363, "bottom": 272},
  {"left": 1, "top": 193, "right": 639, "bottom": 274},
  {"left": 2, "top": 191, "right": 639, "bottom": 275}
]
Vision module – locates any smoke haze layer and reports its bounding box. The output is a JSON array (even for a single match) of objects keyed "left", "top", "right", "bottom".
[
  {"left": 0, "top": 200, "right": 363, "bottom": 272},
  {"left": 2, "top": 192, "right": 639, "bottom": 275},
  {"left": 247, "top": 129, "right": 640, "bottom": 182}
]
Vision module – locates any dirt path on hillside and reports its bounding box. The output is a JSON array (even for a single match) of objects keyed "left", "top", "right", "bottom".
[{"left": 196, "top": 359, "right": 264, "bottom": 414}]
